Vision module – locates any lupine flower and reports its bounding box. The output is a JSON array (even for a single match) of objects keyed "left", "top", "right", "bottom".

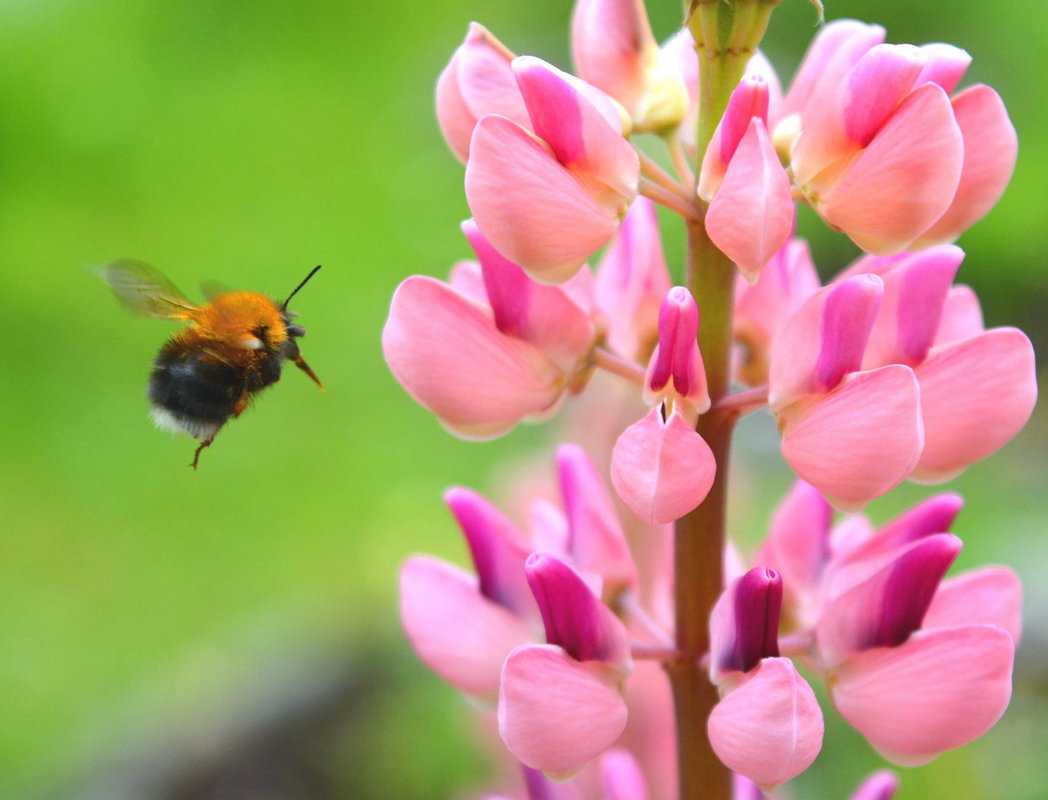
[
  {"left": 836, "top": 246, "right": 1037, "bottom": 482},
  {"left": 571, "top": 0, "right": 688, "bottom": 133},
  {"left": 768, "top": 274, "right": 924, "bottom": 510},
  {"left": 611, "top": 287, "right": 716, "bottom": 524},
  {"left": 499, "top": 554, "right": 632, "bottom": 778},
  {"left": 750, "top": 483, "right": 1021, "bottom": 766},
  {"left": 779, "top": 20, "right": 1017, "bottom": 254},
  {"left": 399, "top": 488, "right": 539, "bottom": 703},
  {"left": 382, "top": 228, "right": 596, "bottom": 439},
  {"left": 707, "top": 568, "right": 824, "bottom": 790},
  {"left": 699, "top": 75, "right": 794, "bottom": 281},
  {"left": 466, "top": 56, "right": 640, "bottom": 284},
  {"left": 818, "top": 532, "right": 1017, "bottom": 765}
]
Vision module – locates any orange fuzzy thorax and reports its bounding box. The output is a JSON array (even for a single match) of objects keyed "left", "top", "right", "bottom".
[{"left": 191, "top": 291, "right": 289, "bottom": 349}]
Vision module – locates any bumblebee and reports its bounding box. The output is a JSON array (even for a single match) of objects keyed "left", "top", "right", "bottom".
[{"left": 102, "top": 261, "right": 322, "bottom": 467}]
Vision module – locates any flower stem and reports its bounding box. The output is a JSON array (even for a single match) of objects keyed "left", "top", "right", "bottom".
[
  {"left": 593, "top": 346, "right": 647, "bottom": 384},
  {"left": 639, "top": 180, "right": 701, "bottom": 221},
  {"left": 667, "top": 218, "right": 736, "bottom": 800}
]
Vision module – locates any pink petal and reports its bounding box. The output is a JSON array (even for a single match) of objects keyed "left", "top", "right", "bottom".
[
  {"left": 499, "top": 644, "right": 628, "bottom": 777},
  {"left": 557, "top": 443, "right": 639, "bottom": 592},
  {"left": 924, "top": 567, "right": 1022, "bottom": 643},
  {"left": 466, "top": 114, "right": 622, "bottom": 284},
  {"left": 594, "top": 196, "right": 671, "bottom": 360},
  {"left": 912, "top": 327, "right": 1037, "bottom": 481},
  {"left": 817, "top": 83, "right": 963, "bottom": 255},
  {"left": 571, "top": 0, "right": 656, "bottom": 117},
  {"left": 913, "top": 85, "right": 1018, "bottom": 247},
  {"left": 934, "top": 284, "right": 984, "bottom": 347},
  {"left": 383, "top": 276, "right": 564, "bottom": 438},
  {"left": 705, "top": 118, "right": 795, "bottom": 281},
  {"left": 707, "top": 658, "right": 823, "bottom": 790},
  {"left": 781, "top": 20, "right": 886, "bottom": 121},
  {"left": 513, "top": 56, "right": 639, "bottom": 208},
  {"left": 399, "top": 556, "right": 535, "bottom": 701},
  {"left": 779, "top": 365, "right": 923, "bottom": 511},
  {"left": 753, "top": 479, "right": 832, "bottom": 625},
  {"left": 914, "top": 43, "right": 971, "bottom": 94},
  {"left": 436, "top": 23, "right": 528, "bottom": 162},
  {"left": 830, "top": 625, "right": 1014, "bottom": 765},
  {"left": 611, "top": 408, "right": 716, "bottom": 525}
]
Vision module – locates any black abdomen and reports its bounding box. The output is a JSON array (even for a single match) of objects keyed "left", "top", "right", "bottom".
[{"left": 149, "top": 348, "right": 243, "bottom": 435}]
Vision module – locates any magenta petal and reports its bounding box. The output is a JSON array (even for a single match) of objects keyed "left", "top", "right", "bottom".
[
  {"left": 399, "top": 556, "right": 535, "bottom": 701},
  {"left": 769, "top": 275, "right": 884, "bottom": 412},
  {"left": 830, "top": 625, "right": 1014, "bottom": 765},
  {"left": 466, "top": 115, "right": 621, "bottom": 284},
  {"left": 705, "top": 119, "right": 795, "bottom": 281},
  {"left": 611, "top": 408, "right": 716, "bottom": 525},
  {"left": 915, "top": 85, "right": 1018, "bottom": 247},
  {"left": 849, "top": 770, "right": 900, "bottom": 800},
  {"left": 514, "top": 56, "right": 639, "bottom": 206},
  {"left": 843, "top": 44, "right": 924, "bottom": 147},
  {"left": 599, "top": 748, "right": 650, "bottom": 800},
  {"left": 499, "top": 644, "right": 628, "bottom": 777},
  {"left": 924, "top": 567, "right": 1022, "bottom": 643},
  {"left": 913, "top": 327, "right": 1037, "bottom": 481},
  {"left": 525, "top": 553, "right": 631, "bottom": 673},
  {"left": 383, "top": 276, "right": 564, "bottom": 438},
  {"left": 861, "top": 245, "right": 964, "bottom": 369},
  {"left": 816, "top": 534, "right": 961, "bottom": 667},
  {"left": 779, "top": 365, "right": 923, "bottom": 510},
  {"left": 709, "top": 568, "right": 783, "bottom": 679},
  {"left": 462, "top": 218, "right": 595, "bottom": 370},
  {"left": 818, "top": 83, "right": 963, "bottom": 255},
  {"left": 708, "top": 658, "right": 823, "bottom": 790},
  {"left": 446, "top": 486, "right": 537, "bottom": 617}
]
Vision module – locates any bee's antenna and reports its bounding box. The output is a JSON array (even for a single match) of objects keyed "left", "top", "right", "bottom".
[{"left": 283, "top": 265, "right": 322, "bottom": 310}]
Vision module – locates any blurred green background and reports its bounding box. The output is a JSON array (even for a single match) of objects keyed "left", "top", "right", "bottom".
[{"left": 0, "top": 0, "right": 1043, "bottom": 798}]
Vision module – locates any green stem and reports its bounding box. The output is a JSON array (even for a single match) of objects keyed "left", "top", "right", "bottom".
[{"left": 668, "top": 218, "right": 736, "bottom": 800}]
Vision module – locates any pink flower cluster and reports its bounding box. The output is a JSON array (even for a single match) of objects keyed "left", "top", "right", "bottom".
[{"left": 383, "top": 0, "right": 1035, "bottom": 796}]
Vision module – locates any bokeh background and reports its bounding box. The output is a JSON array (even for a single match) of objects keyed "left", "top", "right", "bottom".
[{"left": 0, "top": 0, "right": 1044, "bottom": 798}]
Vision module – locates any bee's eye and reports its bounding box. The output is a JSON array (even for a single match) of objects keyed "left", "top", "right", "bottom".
[{"left": 287, "top": 324, "right": 307, "bottom": 338}]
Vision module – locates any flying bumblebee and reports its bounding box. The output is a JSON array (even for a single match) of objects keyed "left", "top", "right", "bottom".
[{"left": 101, "top": 260, "right": 323, "bottom": 468}]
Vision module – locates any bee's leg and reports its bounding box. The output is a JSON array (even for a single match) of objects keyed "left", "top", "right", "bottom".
[
  {"left": 231, "top": 389, "right": 251, "bottom": 418},
  {"left": 190, "top": 435, "right": 217, "bottom": 470}
]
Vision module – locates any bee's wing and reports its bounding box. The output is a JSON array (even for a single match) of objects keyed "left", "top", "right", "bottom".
[{"left": 101, "top": 260, "right": 199, "bottom": 320}]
